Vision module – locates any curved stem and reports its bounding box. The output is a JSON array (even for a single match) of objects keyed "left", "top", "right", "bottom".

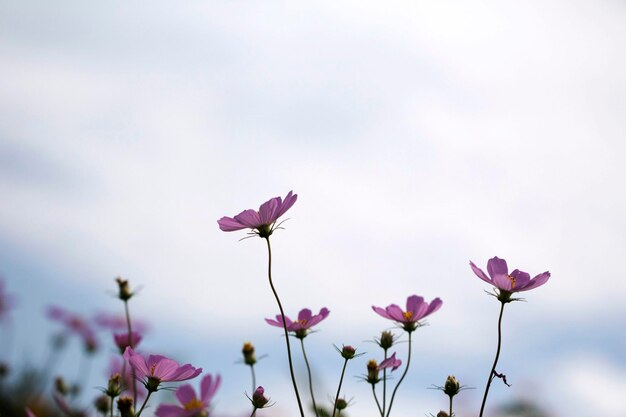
[
  {"left": 331, "top": 359, "right": 349, "bottom": 417},
  {"left": 264, "top": 237, "right": 305, "bottom": 417},
  {"left": 479, "top": 301, "right": 506, "bottom": 417},
  {"left": 250, "top": 408, "right": 257, "bottom": 417},
  {"left": 385, "top": 331, "right": 412, "bottom": 417},
  {"left": 135, "top": 389, "right": 152, "bottom": 417},
  {"left": 382, "top": 348, "right": 388, "bottom": 415},
  {"left": 371, "top": 384, "right": 384, "bottom": 417},
  {"left": 123, "top": 300, "right": 138, "bottom": 406},
  {"left": 300, "top": 338, "right": 320, "bottom": 417}
]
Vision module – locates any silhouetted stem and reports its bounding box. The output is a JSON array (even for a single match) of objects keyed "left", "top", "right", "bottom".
[
  {"left": 385, "top": 331, "right": 412, "bottom": 417},
  {"left": 300, "top": 338, "right": 320, "bottom": 417},
  {"left": 123, "top": 300, "right": 138, "bottom": 406},
  {"left": 331, "top": 358, "right": 349, "bottom": 417},
  {"left": 250, "top": 409, "right": 257, "bottom": 417},
  {"left": 249, "top": 364, "right": 257, "bottom": 397},
  {"left": 135, "top": 389, "right": 152, "bottom": 417},
  {"left": 449, "top": 395, "right": 453, "bottom": 417},
  {"left": 265, "top": 237, "right": 305, "bottom": 417},
  {"left": 372, "top": 384, "right": 384, "bottom": 417},
  {"left": 382, "top": 349, "right": 388, "bottom": 415},
  {"left": 479, "top": 301, "right": 506, "bottom": 417}
]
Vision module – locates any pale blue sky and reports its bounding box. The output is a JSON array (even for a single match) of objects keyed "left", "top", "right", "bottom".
[{"left": 1, "top": 1, "right": 626, "bottom": 416}]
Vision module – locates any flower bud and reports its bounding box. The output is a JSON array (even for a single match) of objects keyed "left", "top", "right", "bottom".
[
  {"left": 379, "top": 331, "right": 395, "bottom": 350},
  {"left": 444, "top": 375, "right": 460, "bottom": 397},
  {"left": 55, "top": 377, "right": 69, "bottom": 396},
  {"left": 94, "top": 394, "right": 110, "bottom": 414},
  {"left": 251, "top": 386, "right": 269, "bottom": 409},
  {"left": 117, "top": 396, "right": 135, "bottom": 417},
  {"left": 436, "top": 411, "right": 449, "bottom": 417},
  {"left": 366, "top": 359, "right": 380, "bottom": 384},
  {"left": 340, "top": 345, "right": 356, "bottom": 360},
  {"left": 242, "top": 342, "right": 256, "bottom": 366},
  {"left": 115, "top": 277, "right": 133, "bottom": 301},
  {"left": 335, "top": 398, "right": 348, "bottom": 410},
  {"left": 106, "top": 373, "right": 122, "bottom": 398}
]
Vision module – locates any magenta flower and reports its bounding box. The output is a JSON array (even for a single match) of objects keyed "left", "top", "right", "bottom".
[
  {"left": 372, "top": 295, "right": 443, "bottom": 332},
  {"left": 123, "top": 347, "right": 202, "bottom": 392},
  {"left": 94, "top": 312, "right": 149, "bottom": 333},
  {"left": 378, "top": 352, "right": 402, "bottom": 372},
  {"left": 218, "top": 191, "right": 297, "bottom": 238},
  {"left": 250, "top": 386, "right": 271, "bottom": 409},
  {"left": 47, "top": 306, "right": 99, "bottom": 352},
  {"left": 155, "top": 373, "right": 221, "bottom": 417},
  {"left": 265, "top": 307, "right": 330, "bottom": 338},
  {"left": 469, "top": 256, "right": 550, "bottom": 302},
  {"left": 114, "top": 331, "right": 142, "bottom": 353}
]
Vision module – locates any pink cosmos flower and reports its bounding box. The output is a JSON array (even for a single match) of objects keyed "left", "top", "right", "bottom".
[
  {"left": 93, "top": 312, "right": 149, "bottom": 333},
  {"left": 265, "top": 307, "right": 330, "bottom": 338},
  {"left": 218, "top": 191, "right": 297, "bottom": 238},
  {"left": 155, "top": 373, "right": 221, "bottom": 417},
  {"left": 372, "top": 295, "right": 443, "bottom": 332},
  {"left": 114, "top": 331, "right": 142, "bottom": 353},
  {"left": 469, "top": 256, "right": 550, "bottom": 302},
  {"left": 378, "top": 352, "right": 402, "bottom": 372},
  {"left": 47, "top": 306, "right": 99, "bottom": 352},
  {"left": 109, "top": 357, "right": 147, "bottom": 400},
  {"left": 123, "top": 347, "right": 202, "bottom": 391}
]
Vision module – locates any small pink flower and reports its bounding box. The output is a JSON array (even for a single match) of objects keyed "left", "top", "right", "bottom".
[
  {"left": 93, "top": 312, "right": 149, "bottom": 333},
  {"left": 469, "top": 256, "right": 550, "bottom": 302},
  {"left": 123, "top": 347, "right": 202, "bottom": 391},
  {"left": 251, "top": 386, "right": 271, "bottom": 409},
  {"left": 47, "top": 306, "right": 99, "bottom": 352},
  {"left": 114, "top": 331, "right": 142, "bottom": 353},
  {"left": 218, "top": 191, "right": 297, "bottom": 238},
  {"left": 265, "top": 307, "right": 330, "bottom": 338},
  {"left": 372, "top": 295, "right": 442, "bottom": 332},
  {"left": 378, "top": 352, "right": 402, "bottom": 372},
  {"left": 155, "top": 373, "right": 221, "bottom": 417}
]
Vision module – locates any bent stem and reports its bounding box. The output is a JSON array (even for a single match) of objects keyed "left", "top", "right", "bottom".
[
  {"left": 264, "top": 237, "right": 305, "bottom": 417},
  {"left": 123, "top": 300, "right": 138, "bottom": 406},
  {"left": 371, "top": 384, "right": 384, "bottom": 417},
  {"left": 331, "top": 358, "right": 349, "bottom": 417},
  {"left": 479, "top": 301, "right": 506, "bottom": 417},
  {"left": 300, "top": 338, "right": 320, "bottom": 417},
  {"left": 385, "top": 332, "right": 412, "bottom": 417}
]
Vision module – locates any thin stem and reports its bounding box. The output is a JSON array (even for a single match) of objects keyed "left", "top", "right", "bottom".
[
  {"left": 449, "top": 395, "right": 453, "bottom": 417},
  {"left": 264, "top": 237, "right": 305, "bottom": 417},
  {"left": 479, "top": 301, "right": 506, "bottom": 417},
  {"left": 382, "top": 348, "right": 388, "bottom": 415},
  {"left": 123, "top": 300, "right": 138, "bottom": 406},
  {"left": 110, "top": 396, "right": 114, "bottom": 417},
  {"left": 249, "top": 364, "right": 257, "bottom": 397},
  {"left": 135, "top": 389, "right": 153, "bottom": 417},
  {"left": 385, "top": 331, "right": 412, "bottom": 417},
  {"left": 300, "top": 338, "right": 320, "bottom": 417},
  {"left": 371, "top": 384, "right": 384, "bottom": 417},
  {"left": 331, "top": 358, "right": 348, "bottom": 417},
  {"left": 250, "top": 408, "right": 257, "bottom": 417}
]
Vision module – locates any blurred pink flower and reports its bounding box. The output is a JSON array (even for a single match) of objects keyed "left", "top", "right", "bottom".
[
  {"left": 109, "top": 357, "right": 147, "bottom": 400},
  {"left": 93, "top": 312, "right": 149, "bottom": 333},
  {"left": 378, "top": 352, "right": 402, "bottom": 372},
  {"left": 47, "top": 306, "right": 99, "bottom": 352},
  {"left": 372, "top": 295, "right": 443, "bottom": 332},
  {"left": 155, "top": 373, "right": 221, "bottom": 417},
  {"left": 469, "top": 256, "right": 550, "bottom": 301},
  {"left": 114, "top": 331, "right": 142, "bottom": 353},
  {"left": 218, "top": 191, "right": 297, "bottom": 238},
  {"left": 123, "top": 347, "right": 202, "bottom": 391},
  {"left": 265, "top": 307, "right": 330, "bottom": 338}
]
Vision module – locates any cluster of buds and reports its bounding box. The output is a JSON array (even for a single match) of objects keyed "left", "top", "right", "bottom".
[{"left": 242, "top": 341, "right": 256, "bottom": 366}]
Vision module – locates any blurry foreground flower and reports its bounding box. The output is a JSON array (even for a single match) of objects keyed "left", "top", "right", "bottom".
[
  {"left": 47, "top": 306, "right": 99, "bottom": 352},
  {"left": 378, "top": 352, "right": 402, "bottom": 371},
  {"left": 155, "top": 373, "right": 221, "bottom": 417},
  {"left": 265, "top": 307, "right": 330, "bottom": 338},
  {"left": 372, "top": 295, "right": 443, "bottom": 332},
  {"left": 218, "top": 191, "right": 297, "bottom": 238},
  {"left": 114, "top": 331, "right": 143, "bottom": 353},
  {"left": 123, "top": 347, "right": 202, "bottom": 392},
  {"left": 469, "top": 256, "right": 550, "bottom": 302}
]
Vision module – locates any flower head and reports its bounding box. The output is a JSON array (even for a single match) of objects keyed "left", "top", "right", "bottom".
[
  {"left": 250, "top": 386, "right": 271, "bottom": 409},
  {"left": 155, "top": 373, "right": 221, "bottom": 417},
  {"left": 218, "top": 191, "right": 297, "bottom": 238},
  {"left": 378, "top": 352, "right": 402, "bottom": 372},
  {"left": 265, "top": 307, "right": 330, "bottom": 339},
  {"left": 47, "top": 306, "right": 99, "bottom": 352},
  {"left": 469, "top": 256, "right": 550, "bottom": 302},
  {"left": 123, "top": 347, "right": 202, "bottom": 392},
  {"left": 114, "top": 331, "right": 142, "bottom": 353},
  {"left": 372, "top": 295, "right": 443, "bottom": 332}
]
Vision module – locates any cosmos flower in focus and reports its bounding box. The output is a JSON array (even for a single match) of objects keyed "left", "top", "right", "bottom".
[
  {"left": 372, "top": 295, "right": 443, "bottom": 332},
  {"left": 123, "top": 347, "right": 202, "bottom": 392},
  {"left": 265, "top": 307, "right": 330, "bottom": 338}
]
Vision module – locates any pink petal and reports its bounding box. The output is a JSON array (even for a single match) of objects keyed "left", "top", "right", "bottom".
[
  {"left": 470, "top": 261, "right": 492, "bottom": 283},
  {"left": 233, "top": 209, "right": 262, "bottom": 228},
  {"left": 487, "top": 257, "right": 508, "bottom": 279},
  {"left": 406, "top": 295, "right": 424, "bottom": 316},
  {"left": 517, "top": 271, "right": 550, "bottom": 292},
  {"left": 152, "top": 358, "right": 181, "bottom": 380},
  {"left": 385, "top": 304, "right": 406, "bottom": 322},
  {"left": 155, "top": 404, "right": 186, "bottom": 417},
  {"left": 170, "top": 365, "right": 202, "bottom": 381},
  {"left": 424, "top": 298, "right": 443, "bottom": 317},
  {"left": 124, "top": 347, "right": 150, "bottom": 378},
  {"left": 275, "top": 191, "right": 297, "bottom": 219},
  {"left": 258, "top": 198, "right": 280, "bottom": 224},
  {"left": 492, "top": 274, "right": 514, "bottom": 291},
  {"left": 298, "top": 308, "right": 312, "bottom": 322},
  {"left": 510, "top": 269, "right": 531, "bottom": 289},
  {"left": 201, "top": 373, "right": 221, "bottom": 402},
  {"left": 175, "top": 384, "right": 196, "bottom": 406},
  {"left": 217, "top": 217, "right": 247, "bottom": 232},
  {"left": 372, "top": 306, "right": 392, "bottom": 320}
]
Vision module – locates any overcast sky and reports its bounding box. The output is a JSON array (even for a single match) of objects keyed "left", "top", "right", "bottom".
[{"left": 1, "top": 1, "right": 625, "bottom": 416}]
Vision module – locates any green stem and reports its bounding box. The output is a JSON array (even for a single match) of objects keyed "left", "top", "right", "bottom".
[
  {"left": 264, "top": 237, "right": 305, "bottom": 417},
  {"left": 123, "top": 300, "right": 138, "bottom": 406},
  {"left": 385, "top": 332, "right": 412, "bottom": 417},
  {"left": 382, "top": 348, "right": 388, "bottom": 415},
  {"left": 449, "top": 395, "right": 453, "bottom": 417},
  {"left": 135, "top": 389, "right": 153, "bottom": 417},
  {"left": 479, "top": 301, "right": 506, "bottom": 417},
  {"left": 372, "top": 384, "right": 384, "bottom": 417},
  {"left": 110, "top": 396, "right": 114, "bottom": 417},
  {"left": 331, "top": 358, "right": 349, "bottom": 417},
  {"left": 300, "top": 338, "right": 320, "bottom": 417},
  {"left": 250, "top": 364, "right": 257, "bottom": 397},
  {"left": 250, "top": 409, "right": 257, "bottom": 417}
]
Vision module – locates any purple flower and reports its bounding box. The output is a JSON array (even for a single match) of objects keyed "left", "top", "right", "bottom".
[
  {"left": 47, "top": 306, "right": 99, "bottom": 352},
  {"left": 372, "top": 295, "right": 443, "bottom": 332},
  {"left": 218, "top": 191, "right": 297, "bottom": 238},
  {"left": 94, "top": 312, "right": 149, "bottom": 333},
  {"left": 265, "top": 307, "right": 330, "bottom": 338},
  {"left": 469, "top": 256, "right": 550, "bottom": 302},
  {"left": 123, "top": 347, "right": 202, "bottom": 391},
  {"left": 114, "top": 331, "right": 143, "bottom": 353},
  {"left": 155, "top": 373, "right": 221, "bottom": 417},
  {"left": 378, "top": 352, "right": 402, "bottom": 371}
]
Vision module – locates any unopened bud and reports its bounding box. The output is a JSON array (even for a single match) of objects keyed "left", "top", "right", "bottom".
[
  {"left": 340, "top": 345, "right": 356, "bottom": 360},
  {"left": 379, "top": 331, "right": 395, "bottom": 350},
  {"left": 242, "top": 342, "right": 256, "bottom": 366},
  {"left": 444, "top": 375, "right": 460, "bottom": 397},
  {"left": 251, "top": 386, "right": 269, "bottom": 409},
  {"left": 117, "top": 396, "right": 135, "bottom": 417},
  {"left": 115, "top": 277, "right": 133, "bottom": 301},
  {"left": 367, "top": 359, "right": 380, "bottom": 384},
  {"left": 94, "top": 394, "right": 110, "bottom": 414},
  {"left": 436, "top": 411, "right": 449, "bottom": 417},
  {"left": 335, "top": 398, "right": 348, "bottom": 410},
  {"left": 106, "top": 374, "right": 122, "bottom": 398}
]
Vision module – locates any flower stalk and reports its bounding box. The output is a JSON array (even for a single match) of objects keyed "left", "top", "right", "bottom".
[{"left": 479, "top": 301, "right": 505, "bottom": 417}]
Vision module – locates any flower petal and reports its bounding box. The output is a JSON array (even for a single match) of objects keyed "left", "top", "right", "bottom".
[
  {"left": 487, "top": 257, "right": 508, "bottom": 279},
  {"left": 155, "top": 404, "right": 186, "bottom": 417},
  {"left": 510, "top": 269, "right": 531, "bottom": 289},
  {"left": 517, "top": 271, "right": 550, "bottom": 291},
  {"left": 424, "top": 297, "right": 443, "bottom": 317},
  {"left": 372, "top": 306, "right": 392, "bottom": 320},
  {"left": 259, "top": 198, "right": 280, "bottom": 225},
  {"left": 217, "top": 217, "right": 246, "bottom": 232},
  {"left": 406, "top": 295, "right": 424, "bottom": 316},
  {"left": 200, "top": 373, "right": 221, "bottom": 402},
  {"left": 492, "top": 274, "right": 514, "bottom": 291},
  {"left": 124, "top": 347, "right": 150, "bottom": 379},
  {"left": 233, "top": 209, "right": 261, "bottom": 228},
  {"left": 275, "top": 191, "right": 297, "bottom": 219},
  {"left": 470, "top": 261, "right": 492, "bottom": 283},
  {"left": 385, "top": 304, "right": 406, "bottom": 322},
  {"left": 298, "top": 308, "right": 312, "bottom": 322},
  {"left": 175, "top": 384, "right": 196, "bottom": 406}
]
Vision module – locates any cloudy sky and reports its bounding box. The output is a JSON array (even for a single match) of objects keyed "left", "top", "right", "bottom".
[{"left": 1, "top": 0, "right": 625, "bottom": 416}]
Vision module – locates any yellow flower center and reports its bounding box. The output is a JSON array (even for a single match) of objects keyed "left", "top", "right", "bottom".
[
  {"left": 507, "top": 275, "right": 516, "bottom": 289},
  {"left": 298, "top": 319, "right": 307, "bottom": 326},
  {"left": 150, "top": 364, "right": 156, "bottom": 375},
  {"left": 184, "top": 398, "right": 204, "bottom": 411},
  {"left": 403, "top": 311, "right": 413, "bottom": 320}
]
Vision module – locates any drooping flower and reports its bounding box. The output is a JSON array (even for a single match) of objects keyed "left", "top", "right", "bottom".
[
  {"left": 218, "top": 191, "right": 297, "bottom": 238},
  {"left": 114, "top": 331, "right": 143, "bottom": 353},
  {"left": 265, "top": 307, "right": 330, "bottom": 338},
  {"left": 47, "top": 306, "right": 99, "bottom": 352},
  {"left": 378, "top": 352, "right": 402, "bottom": 371},
  {"left": 155, "top": 373, "right": 221, "bottom": 417},
  {"left": 469, "top": 256, "right": 550, "bottom": 302},
  {"left": 372, "top": 295, "right": 443, "bottom": 332},
  {"left": 123, "top": 347, "right": 202, "bottom": 392}
]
